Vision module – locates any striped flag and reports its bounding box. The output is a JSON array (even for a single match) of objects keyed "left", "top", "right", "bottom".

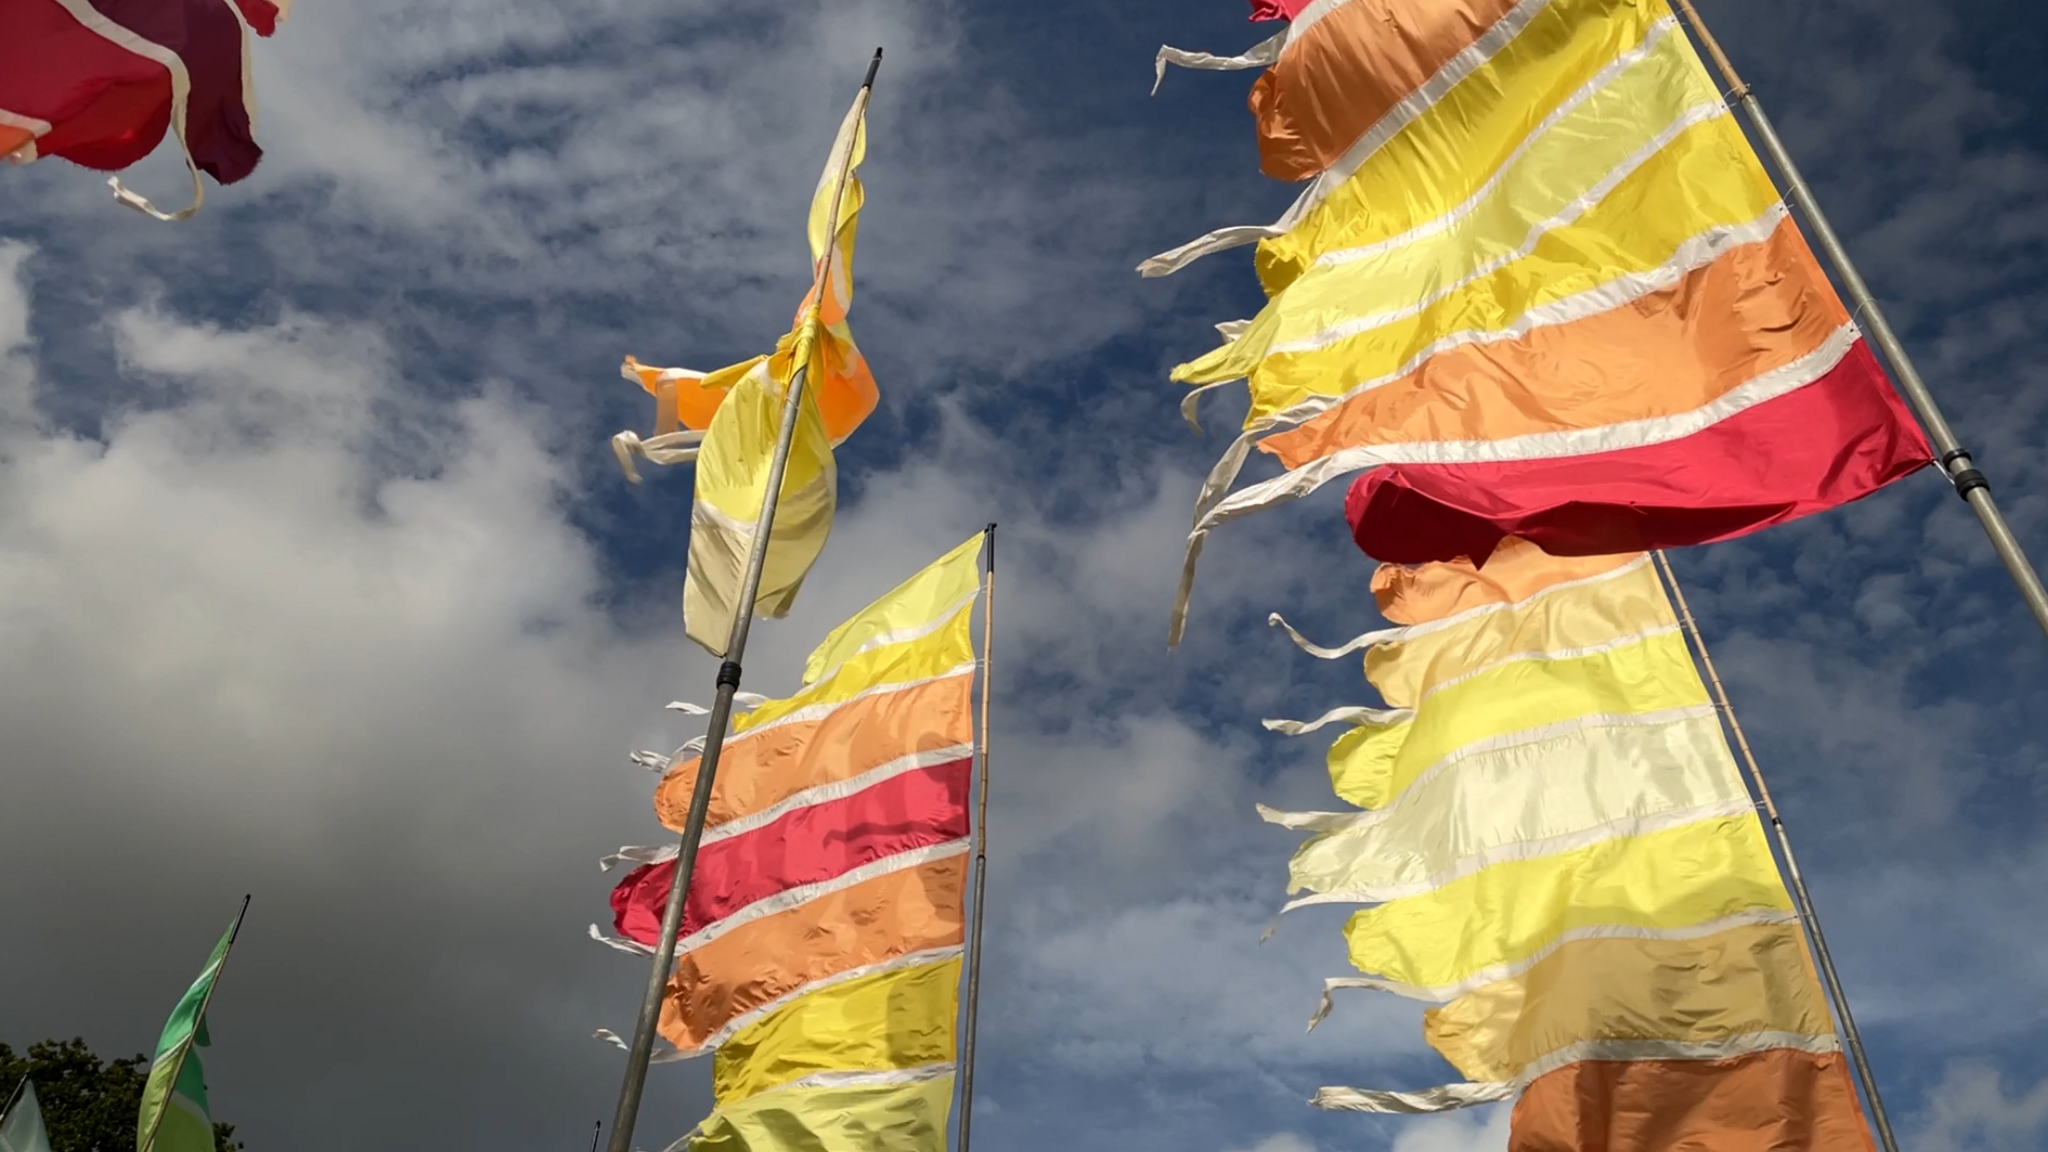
[
  {"left": 1262, "top": 539, "right": 1872, "bottom": 1150},
  {"left": 0, "top": 0, "right": 289, "bottom": 219},
  {"left": 1149, "top": 0, "right": 1931, "bottom": 641},
  {"left": 138, "top": 904, "right": 244, "bottom": 1152},
  {"left": 597, "top": 535, "right": 984, "bottom": 1151}
]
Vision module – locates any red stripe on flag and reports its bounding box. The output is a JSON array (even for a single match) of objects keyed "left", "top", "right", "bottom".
[
  {"left": 611, "top": 757, "right": 973, "bottom": 947},
  {"left": 84, "top": 0, "right": 261, "bottom": 182},
  {"left": 0, "top": 0, "right": 168, "bottom": 171},
  {"left": 1343, "top": 340, "right": 1933, "bottom": 564}
]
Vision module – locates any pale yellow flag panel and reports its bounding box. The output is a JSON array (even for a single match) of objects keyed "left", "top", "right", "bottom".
[
  {"left": 1327, "top": 630, "right": 1711, "bottom": 810},
  {"left": 1343, "top": 815, "right": 1793, "bottom": 992},
  {"left": 1364, "top": 557, "right": 1674, "bottom": 706},
  {"left": 1421, "top": 922, "right": 1830, "bottom": 1083},
  {"left": 1272, "top": 710, "right": 1744, "bottom": 903},
  {"left": 690, "top": 1073, "right": 955, "bottom": 1152},
  {"left": 802, "top": 533, "right": 984, "bottom": 686}
]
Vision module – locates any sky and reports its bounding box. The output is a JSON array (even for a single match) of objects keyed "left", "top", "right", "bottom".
[{"left": 1, "top": 1, "right": 2046, "bottom": 1150}]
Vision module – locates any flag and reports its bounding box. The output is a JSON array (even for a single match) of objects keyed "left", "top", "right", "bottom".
[
  {"left": 623, "top": 83, "right": 874, "bottom": 655},
  {"left": 1147, "top": 0, "right": 1930, "bottom": 641},
  {"left": 0, "top": 1080, "right": 52, "bottom": 1152},
  {"left": 1261, "top": 538, "right": 1873, "bottom": 1151},
  {"left": 138, "top": 906, "right": 243, "bottom": 1152},
  {"left": 594, "top": 536, "right": 983, "bottom": 1152},
  {"left": 0, "top": 0, "right": 290, "bottom": 219}
]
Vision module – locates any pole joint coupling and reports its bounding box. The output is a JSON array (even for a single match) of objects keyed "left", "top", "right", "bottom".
[
  {"left": 716, "top": 660, "right": 743, "bottom": 689},
  {"left": 1940, "top": 448, "right": 1991, "bottom": 501}
]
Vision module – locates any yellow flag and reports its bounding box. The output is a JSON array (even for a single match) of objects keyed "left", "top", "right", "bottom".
[
  {"left": 675, "top": 83, "right": 875, "bottom": 655},
  {"left": 801, "top": 533, "right": 984, "bottom": 686}
]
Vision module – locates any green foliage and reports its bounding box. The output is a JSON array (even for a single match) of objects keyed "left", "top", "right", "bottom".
[{"left": 0, "top": 1038, "right": 241, "bottom": 1152}]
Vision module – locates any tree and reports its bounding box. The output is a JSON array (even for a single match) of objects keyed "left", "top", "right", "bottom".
[{"left": 0, "top": 1038, "right": 242, "bottom": 1152}]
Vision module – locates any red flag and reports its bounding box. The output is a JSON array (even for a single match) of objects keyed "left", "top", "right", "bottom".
[
  {"left": 0, "top": 0, "right": 288, "bottom": 218},
  {"left": 1248, "top": 0, "right": 1314, "bottom": 18}
]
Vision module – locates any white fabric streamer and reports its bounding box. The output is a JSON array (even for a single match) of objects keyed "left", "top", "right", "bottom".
[
  {"left": 1268, "top": 612, "right": 1407, "bottom": 660},
  {"left": 1262, "top": 704, "right": 1411, "bottom": 737},
  {"left": 611, "top": 428, "right": 703, "bottom": 485},
  {"left": 587, "top": 923, "right": 654, "bottom": 956},
  {"left": 599, "top": 844, "right": 679, "bottom": 873},
  {"left": 592, "top": 1028, "right": 696, "bottom": 1065},
  {"left": 1151, "top": 31, "right": 1286, "bottom": 96},
  {"left": 1311, "top": 1080, "right": 1514, "bottom": 1114}
]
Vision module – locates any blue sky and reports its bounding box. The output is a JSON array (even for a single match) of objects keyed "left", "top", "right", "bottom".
[{"left": 1, "top": 1, "right": 2045, "bottom": 1150}]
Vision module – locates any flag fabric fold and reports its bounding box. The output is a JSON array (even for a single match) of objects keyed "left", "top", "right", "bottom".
[
  {"left": 0, "top": 1080, "right": 52, "bottom": 1152},
  {"left": 598, "top": 536, "right": 986, "bottom": 1152},
  {"left": 1263, "top": 538, "right": 1875, "bottom": 1150},
  {"left": 1148, "top": 0, "right": 1930, "bottom": 644},
  {"left": 0, "top": 0, "right": 289, "bottom": 219}
]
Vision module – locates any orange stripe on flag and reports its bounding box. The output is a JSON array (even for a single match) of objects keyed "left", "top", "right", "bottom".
[
  {"left": 654, "top": 672, "right": 975, "bottom": 832},
  {"left": 1510, "top": 1047, "right": 1877, "bottom": 1152},
  {"left": 1370, "top": 537, "right": 1640, "bottom": 626},
  {"left": 659, "top": 855, "right": 968, "bottom": 1053},
  {"left": 1258, "top": 219, "right": 1850, "bottom": 471},
  {"left": 1250, "top": 0, "right": 1523, "bottom": 181}
]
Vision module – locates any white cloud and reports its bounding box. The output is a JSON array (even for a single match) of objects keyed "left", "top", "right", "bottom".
[
  {"left": 1387, "top": 1107, "right": 1510, "bottom": 1152},
  {"left": 1912, "top": 1063, "right": 2048, "bottom": 1152},
  {"left": 1226, "top": 1135, "right": 1317, "bottom": 1152}
]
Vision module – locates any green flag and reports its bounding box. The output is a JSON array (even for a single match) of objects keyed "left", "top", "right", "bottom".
[
  {"left": 1, "top": 1079, "right": 53, "bottom": 1152},
  {"left": 138, "top": 902, "right": 245, "bottom": 1152}
]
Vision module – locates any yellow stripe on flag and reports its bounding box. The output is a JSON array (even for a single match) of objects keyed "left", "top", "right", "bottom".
[
  {"left": 1255, "top": 0, "right": 1682, "bottom": 294},
  {"left": 690, "top": 1072, "right": 955, "bottom": 1152},
  {"left": 735, "top": 606, "right": 974, "bottom": 736},
  {"left": 802, "top": 533, "right": 984, "bottom": 686},
  {"left": 1179, "top": 114, "right": 1779, "bottom": 423},
  {"left": 1330, "top": 629, "right": 1710, "bottom": 809},
  {"left": 710, "top": 957, "right": 961, "bottom": 1106},
  {"left": 1343, "top": 814, "right": 1792, "bottom": 990},
  {"left": 1421, "top": 922, "right": 1828, "bottom": 1082}
]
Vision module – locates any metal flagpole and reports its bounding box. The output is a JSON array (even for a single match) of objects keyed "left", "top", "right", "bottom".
[
  {"left": 602, "top": 49, "right": 884, "bottom": 1152},
  {"left": 1654, "top": 551, "right": 1902, "bottom": 1152},
  {"left": 588, "top": 1121, "right": 601, "bottom": 1152},
  {"left": 1668, "top": 0, "right": 2048, "bottom": 642},
  {"left": 956, "top": 524, "right": 998, "bottom": 1152}
]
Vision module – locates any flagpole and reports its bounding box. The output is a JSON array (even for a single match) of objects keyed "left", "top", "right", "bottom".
[
  {"left": 141, "top": 894, "right": 251, "bottom": 1152},
  {"left": 1653, "top": 552, "right": 1902, "bottom": 1152},
  {"left": 1667, "top": 0, "right": 2048, "bottom": 642},
  {"left": 602, "top": 49, "right": 883, "bottom": 1152},
  {"left": 956, "top": 523, "right": 998, "bottom": 1152}
]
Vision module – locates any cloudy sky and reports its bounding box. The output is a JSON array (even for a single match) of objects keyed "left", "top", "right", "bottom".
[{"left": 3, "top": 1, "right": 2046, "bottom": 1150}]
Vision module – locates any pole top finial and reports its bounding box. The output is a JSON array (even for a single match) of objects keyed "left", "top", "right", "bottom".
[{"left": 863, "top": 48, "right": 884, "bottom": 90}]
